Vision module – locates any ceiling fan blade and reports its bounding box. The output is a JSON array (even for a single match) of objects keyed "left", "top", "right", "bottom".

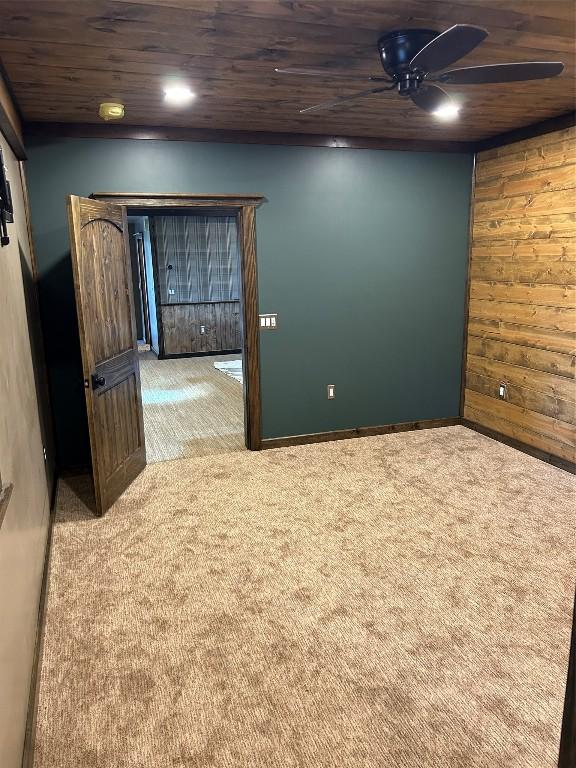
[
  {"left": 410, "top": 24, "right": 488, "bottom": 73},
  {"left": 275, "top": 67, "right": 349, "bottom": 77},
  {"left": 437, "top": 61, "right": 565, "bottom": 84},
  {"left": 299, "top": 85, "right": 394, "bottom": 114},
  {"left": 275, "top": 67, "right": 389, "bottom": 82},
  {"left": 410, "top": 84, "right": 453, "bottom": 113}
]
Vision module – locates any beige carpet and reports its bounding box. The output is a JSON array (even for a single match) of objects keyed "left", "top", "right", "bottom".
[
  {"left": 139, "top": 353, "right": 244, "bottom": 463},
  {"left": 34, "top": 427, "right": 575, "bottom": 768}
]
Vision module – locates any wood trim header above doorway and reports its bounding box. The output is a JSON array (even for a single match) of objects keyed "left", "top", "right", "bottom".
[
  {"left": 91, "top": 192, "right": 265, "bottom": 208},
  {"left": 91, "top": 192, "right": 264, "bottom": 451}
]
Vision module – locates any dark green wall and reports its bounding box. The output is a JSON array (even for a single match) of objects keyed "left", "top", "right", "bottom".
[{"left": 25, "top": 135, "right": 473, "bottom": 467}]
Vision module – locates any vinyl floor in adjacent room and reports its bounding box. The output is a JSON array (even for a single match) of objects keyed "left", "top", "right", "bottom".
[
  {"left": 139, "top": 352, "right": 244, "bottom": 463},
  {"left": 34, "top": 427, "right": 575, "bottom": 768}
]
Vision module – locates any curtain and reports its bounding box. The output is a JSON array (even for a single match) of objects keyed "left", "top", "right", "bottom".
[{"left": 153, "top": 214, "right": 240, "bottom": 304}]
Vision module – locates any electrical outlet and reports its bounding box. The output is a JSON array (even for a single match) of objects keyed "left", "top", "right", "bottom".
[
  {"left": 168, "top": 288, "right": 175, "bottom": 295},
  {"left": 200, "top": 325, "right": 206, "bottom": 334},
  {"left": 327, "top": 384, "right": 335, "bottom": 399},
  {"left": 499, "top": 382, "right": 507, "bottom": 400}
]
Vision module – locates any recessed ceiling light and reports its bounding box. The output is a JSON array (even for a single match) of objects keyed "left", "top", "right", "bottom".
[
  {"left": 432, "top": 102, "right": 460, "bottom": 120},
  {"left": 163, "top": 85, "right": 195, "bottom": 105}
]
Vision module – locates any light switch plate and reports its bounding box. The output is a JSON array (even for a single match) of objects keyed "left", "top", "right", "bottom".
[
  {"left": 259, "top": 313, "right": 278, "bottom": 329},
  {"left": 327, "top": 384, "right": 335, "bottom": 399}
]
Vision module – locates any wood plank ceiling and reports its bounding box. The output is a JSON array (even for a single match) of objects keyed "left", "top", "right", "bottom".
[{"left": 0, "top": 0, "right": 574, "bottom": 142}]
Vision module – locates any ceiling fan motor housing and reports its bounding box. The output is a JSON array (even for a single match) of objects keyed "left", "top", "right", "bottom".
[{"left": 378, "top": 29, "right": 439, "bottom": 94}]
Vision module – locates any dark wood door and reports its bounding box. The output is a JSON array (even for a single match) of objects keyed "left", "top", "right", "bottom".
[{"left": 67, "top": 196, "right": 146, "bottom": 515}]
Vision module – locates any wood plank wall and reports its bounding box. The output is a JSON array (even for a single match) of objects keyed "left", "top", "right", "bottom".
[
  {"left": 160, "top": 301, "right": 241, "bottom": 356},
  {"left": 464, "top": 126, "right": 576, "bottom": 465}
]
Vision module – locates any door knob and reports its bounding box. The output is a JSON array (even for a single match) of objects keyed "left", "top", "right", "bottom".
[{"left": 91, "top": 374, "right": 106, "bottom": 389}]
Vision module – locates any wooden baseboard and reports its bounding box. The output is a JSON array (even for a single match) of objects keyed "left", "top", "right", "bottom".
[
  {"left": 159, "top": 349, "right": 241, "bottom": 360},
  {"left": 462, "top": 419, "right": 576, "bottom": 475},
  {"left": 261, "top": 417, "right": 461, "bottom": 450},
  {"left": 21, "top": 479, "right": 58, "bottom": 768}
]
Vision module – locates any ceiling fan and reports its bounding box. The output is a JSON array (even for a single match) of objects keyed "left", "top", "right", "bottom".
[{"left": 275, "top": 25, "right": 565, "bottom": 117}]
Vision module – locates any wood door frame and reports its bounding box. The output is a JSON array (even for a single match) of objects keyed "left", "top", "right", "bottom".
[
  {"left": 91, "top": 192, "right": 265, "bottom": 450},
  {"left": 145, "top": 216, "right": 166, "bottom": 358},
  {"left": 127, "top": 223, "right": 150, "bottom": 345},
  {"left": 135, "top": 230, "right": 152, "bottom": 346}
]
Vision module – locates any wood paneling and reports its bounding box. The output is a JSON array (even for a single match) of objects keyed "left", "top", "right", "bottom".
[
  {"left": 474, "top": 161, "right": 576, "bottom": 201},
  {"left": 467, "top": 336, "right": 575, "bottom": 379},
  {"left": 473, "top": 212, "right": 576, "bottom": 241},
  {"left": 467, "top": 372, "right": 575, "bottom": 426},
  {"left": 464, "top": 390, "right": 576, "bottom": 464},
  {"left": 161, "top": 302, "right": 241, "bottom": 355},
  {"left": 476, "top": 132, "right": 576, "bottom": 179},
  {"left": 464, "top": 127, "right": 576, "bottom": 467},
  {"left": 462, "top": 418, "right": 575, "bottom": 474},
  {"left": 470, "top": 237, "right": 576, "bottom": 262},
  {"left": 1, "top": 1, "right": 575, "bottom": 143},
  {"left": 470, "top": 281, "right": 575, "bottom": 307},
  {"left": 468, "top": 298, "right": 575, "bottom": 331},
  {"left": 467, "top": 318, "right": 575, "bottom": 356},
  {"left": 470, "top": 260, "right": 576, "bottom": 286},
  {"left": 467, "top": 355, "right": 575, "bottom": 401}
]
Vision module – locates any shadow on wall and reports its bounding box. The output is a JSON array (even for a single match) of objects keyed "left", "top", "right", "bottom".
[
  {"left": 18, "top": 242, "right": 56, "bottom": 488},
  {"left": 38, "top": 245, "right": 90, "bottom": 470}
]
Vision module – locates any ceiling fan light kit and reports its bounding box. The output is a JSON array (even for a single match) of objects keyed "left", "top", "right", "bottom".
[{"left": 277, "top": 24, "right": 565, "bottom": 119}]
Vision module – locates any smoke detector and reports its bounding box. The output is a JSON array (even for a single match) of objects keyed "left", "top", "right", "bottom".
[{"left": 98, "top": 102, "right": 125, "bottom": 121}]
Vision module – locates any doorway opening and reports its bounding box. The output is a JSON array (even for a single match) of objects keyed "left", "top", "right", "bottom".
[
  {"left": 67, "top": 193, "right": 262, "bottom": 515},
  {"left": 127, "top": 209, "right": 245, "bottom": 463}
]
